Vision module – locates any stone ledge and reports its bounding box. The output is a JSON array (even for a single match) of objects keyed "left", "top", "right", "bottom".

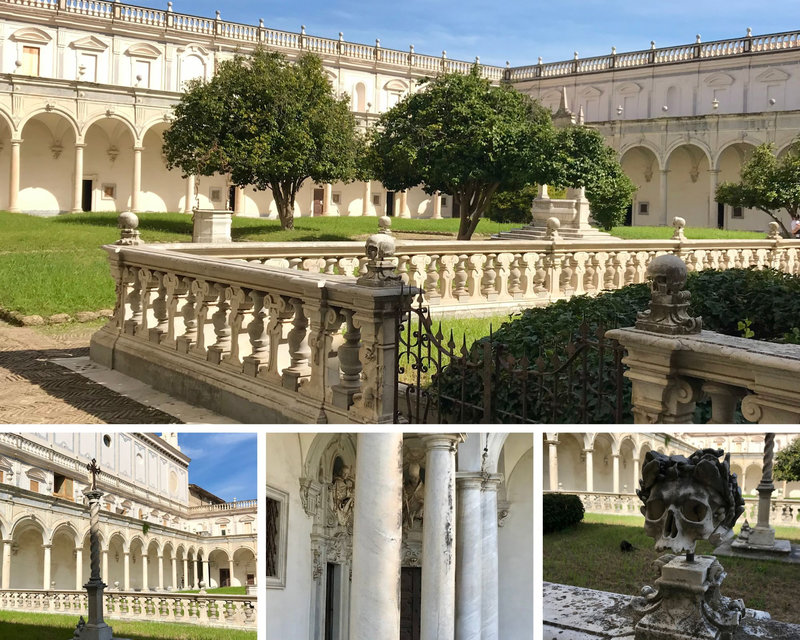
[{"left": 0, "top": 306, "right": 113, "bottom": 327}]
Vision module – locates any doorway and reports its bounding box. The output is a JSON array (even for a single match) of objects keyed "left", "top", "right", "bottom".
[
  {"left": 717, "top": 202, "right": 725, "bottom": 229},
  {"left": 228, "top": 186, "right": 236, "bottom": 212},
  {"left": 81, "top": 180, "right": 93, "bottom": 212},
  {"left": 386, "top": 191, "right": 395, "bottom": 217},
  {"left": 325, "top": 563, "right": 340, "bottom": 640},
  {"left": 624, "top": 204, "right": 633, "bottom": 226},
  {"left": 219, "top": 568, "right": 231, "bottom": 588},
  {"left": 400, "top": 567, "right": 421, "bottom": 640},
  {"left": 313, "top": 188, "right": 324, "bottom": 216}
]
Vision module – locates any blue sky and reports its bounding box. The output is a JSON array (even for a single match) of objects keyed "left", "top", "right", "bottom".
[
  {"left": 173, "top": 432, "right": 257, "bottom": 502},
  {"left": 135, "top": 0, "right": 799, "bottom": 66}
]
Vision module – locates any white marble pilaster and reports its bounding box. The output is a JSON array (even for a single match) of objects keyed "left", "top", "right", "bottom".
[
  {"left": 350, "top": 433, "right": 403, "bottom": 640},
  {"left": 322, "top": 183, "right": 332, "bottom": 216},
  {"left": 43, "top": 544, "right": 52, "bottom": 589},
  {"left": 228, "top": 559, "right": 235, "bottom": 587},
  {"left": 547, "top": 440, "right": 558, "bottom": 492},
  {"left": 432, "top": 192, "right": 442, "bottom": 219},
  {"left": 141, "top": 554, "right": 149, "bottom": 590},
  {"left": 158, "top": 555, "right": 164, "bottom": 590},
  {"left": 362, "top": 181, "right": 373, "bottom": 216},
  {"left": 123, "top": 552, "right": 130, "bottom": 590},
  {"left": 75, "top": 547, "right": 84, "bottom": 590},
  {"left": 102, "top": 550, "right": 108, "bottom": 587},
  {"left": 2, "top": 539, "right": 11, "bottom": 589},
  {"left": 455, "top": 473, "right": 483, "bottom": 640},
  {"left": 481, "top": 475, "right": 502, "bottom": 640},
  {"left": 171, "top": 557, "right": 177, "bottom": 590},
  {"left": 203, "top": 560, "right": 210, "bottom": 587},
  {"left": 659, "top": 170, "right": 669, "bottom": 225},
  {"left": 72, "top": 143, "right": 85, "bottom": 213},
  {"left": 9, "top": 139, "right": 21, "bottom": 213},
  {"left": 584, "top": 449, "right": 594, "bottom": 492},
  {"left": 421, "top": 434, "right": 460, "bottom": 640},
  {"left": 132, "top": 146, "right": 143, "bottom": 212},
  {"left": 184, "top": 174, "right": 196, "bottom": 213},
  {"left": 182, "top": 558, "right": 188, "bottom": 588},
  {"left": 612, "top": 454, "right": 620, "bottom": 494},
  {"left": 399, "top": 190, "right": 410, "bottom": 218}
]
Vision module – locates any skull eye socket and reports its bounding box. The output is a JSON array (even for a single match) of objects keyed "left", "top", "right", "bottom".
[
  {"left": 680, "top": 499, "right": 708, "bottom": 523},
  {"left": 646, "top": 498, "right": 665, "bottom": 520}
]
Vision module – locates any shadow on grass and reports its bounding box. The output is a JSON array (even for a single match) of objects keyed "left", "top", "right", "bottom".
[
  {"left": 52, "top": 213, "right": 193, "bottom": 235},
  {"left": 0, "top": 620, "right": 164, "bottom": 640}
]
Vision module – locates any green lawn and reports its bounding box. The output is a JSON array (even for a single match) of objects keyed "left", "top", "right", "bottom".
[
  {"left": 544, "top": 513, "right": 800, "bottom": 624},
  {"left": 0, "top": 610, "right": 256, "bottom": 640},
  {"left": 176, "top": 586, "right": 246, "bottom": 595},
  {"left": 609, "top": 225, "right": 764, "bottom": 239}
]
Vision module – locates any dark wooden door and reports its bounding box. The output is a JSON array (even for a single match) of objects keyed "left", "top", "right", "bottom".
[
  {"left": 400, "top": 567, "right": 421, "bottom": 640},
  {"left": 228, "top": 186, "right": 237, "bottom": 212},
  {"left": 624, "top": 203, "right": 633, "bottom": 226},
  {"left": 386, "top": 191, "right": 395, "bottom": 217},
  {"left": 81, "top": 180, "right": 92, "bottom": 212},
  {"left": 325, "top": 563, "right": 337, "bottom": 640},
  {"left": 219, "top": 568, "right": 230, "bottom": 587},
  {"left": 717, "top": 202, "right": 725, "bottom": 229},
  {"left": 313, "top": 188, "right": 324, "bottom": 216}
]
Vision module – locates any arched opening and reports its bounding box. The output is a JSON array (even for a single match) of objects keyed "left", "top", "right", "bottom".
[
  {"left": 128, "top": 538, "right": 144, "bottom": 591},
  {"left": 208, "top": 549, "right": 230, "bottom": 588},
  {"left": 592, "top": 434, "right": 614, "bottom": 493},
  {"left": 233, "top": 547, "right": 256, "bottom": 588},
  {"left": 743, "top": 464, "right": 761, "bottom": 495},
  {"left": 141, "top": 122, "right": 184, "bottom": 212},
  {"left": 11, "top": 519, "right": 45, "bottom": 589},
  {"left": 146, "top": 540, "right": 159, "bottom": 590},
  {"left": 717, "top": 142, "right": 758, "bottom": 230},
  {"left": 619, "top": 437, "right": 637, "bottom": 494},
  {"left": 0, "top": 114, "right": 11, "bottom": 210},
  {"left": 83, "top": 118, "right": 136, "bottom": 212},
  {"left": 107, "top": 533, "right": 125, "bottom": 589},
  {"left": 555, "top": 433, "right": 585, "bottom": 492},
  {"left": 665, "top": 144, "right": 711, "bottom": 228},
  {"left": 19, "top": 112, "right": 78, "bottom": 213},
  {"left": 353, "top": 82, "right": 366, "bottom": 112},
  {"left": 180, "top": 53, "right": 206, "bottom": 88},
  {"left": 620, "top": 146, "right": 661, "bottom": 225},
  {"left": 162, "top": 542, "right": 175, "bottom": 590},
  {"left": 50, "top": 525, "right": 78, "bottom": 589}
]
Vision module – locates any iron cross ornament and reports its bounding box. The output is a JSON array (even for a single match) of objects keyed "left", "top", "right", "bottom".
[{"left": 87, "top": 458, "right": 101, "bottom": 490}]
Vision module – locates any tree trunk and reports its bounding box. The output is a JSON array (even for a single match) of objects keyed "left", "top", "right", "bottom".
[
  {"left": 760, "top": 208, "right": 791, "bottom": 238},
  {"left": 455, "top": 184, "right": 499, "bottom": 241},
  {"left": 271, "top": 183, "right": 296, "bottom": 230}
]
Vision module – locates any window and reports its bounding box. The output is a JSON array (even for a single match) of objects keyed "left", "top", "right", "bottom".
[
  {"left": 638, "top": 202, "right": 649, "bottom": 215},
  {"left": 102, "top": 184, "right": 116, "bottom": 200},
  {"left": 332, "top": 193, "right": 341, "bottom": 205},
  {"left": 209, "top": 188, "right": 222, "bottom": 203},
  {"left": 53, "top": 474, "right": 74, "bottom": 501},
  {"left": 134, "top": 60, "right": 151, "bottom": 88},
  {"left": 79, "top": 52, "right": 97, "bottom": 82},
  {"left": 372, "top": 194, "right": 381, "bottom": 206},
  {"left": 0, "top": 470, "right": 4, "bottom": 483},
  {"left": 441, "top": 196, "right": 448, "bottom": 207},
  {"left": 220, "top": 527, "right": 227, "bottom": 536},
  {"left": 266, "top": 485, "right": 289, "bottom": 588},
  {"left": 242, "top": 520, "right": 253, "bottom": 534},
  {"left": 30, "top": 479, "right": 39, "bottom": 493},
  {"left": 22, "top": 46, "right": 40, "bottom": 76},
  {"left": 732, "top": 206, "right": 743, "bottom": 219}
]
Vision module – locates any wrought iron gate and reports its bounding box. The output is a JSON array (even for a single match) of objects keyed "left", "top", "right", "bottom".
[{"left": 394, "top": 292, "right": 628, "bottom": 424}]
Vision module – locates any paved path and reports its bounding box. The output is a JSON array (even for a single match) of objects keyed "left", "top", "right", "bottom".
[{"left": 0, "top": 321, "right": 181, "bottom": 424}]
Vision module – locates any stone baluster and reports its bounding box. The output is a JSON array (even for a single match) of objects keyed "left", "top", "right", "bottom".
[
  {"left": 508, "top": 254, "right": 523, "bottom": 299},
  {"left": 265, "top": 295, "right": 294, "bottom": 381},
  {"left": 206, "top": 284, "right": 232, "bottom": 364},
  {"left": 324, "top": 258, "right": 338, "bottom": 275},
  {"left": 439, "top": 255, "right": 458, "bottom": 302},
  {"left": 148, "top": 271, "right": 170, "bottom": 343},
  {"left": 282, "top": 298, "right": 312, "bottom": 390},
  {"left": 242, "top": 290, "right": 269, "bottom": 376},
  {"left": 493, "top": 253, "right": 512, "bottom": 299},
  {"left": 396, "top": 255, "right": 411, "bottom": 284},
  {"left": 424, "top": 254, "right": 442, "bottom": 303},
  {"left": 123, "top": 267, "right": 144, "bottom": 336},
  {"left": 573, "top": 252, "right": 588, "bottom": 296},
  {"left": 299, "top": 306, "right": 341, "bottom": 407},
  {"left": 162, "top": 273, "right": 183, "bottom": 347},
  {"left": 559, "top": 253, "right": 574, "bottom": 294},
  {"left": 546, "top": 254, "right": 562, "bottom": 300},
  {"left": 408, "top": 255, "right": 428, "bottom": 290},
  {"left": 481, "top": 254, "right": 498, "bottom": 300},
  {"left": 339, "top": 257, "right": 359, "bottom": 277},
  {"left": 332, "top": 310, "right": 362, "bottom": 409},
  {"left": 189, "top": 280, "right": 214, "bottom": 357},
  {"left": 702, "top": 382, "right": 745, "bottom": 424},
  {"left": 138, "top": 268, "right": 159, "bottom": 336},
  {"left": 592, "top": 252, "right": 608, "bottom": 292},
  {"left": 453, "top": 254, "right": 470, "bottom": 301},
  {"left": 303, "top": 257, "right": 325, "bottom": 273},
  {"left": 467, "top": 254, "right": 486, "bottom": 299},
  {"left": 519, "top": 253, "right": 537, "bottom": 297},
  {"left": 221, "top": 287, "right": 252, "bottom": 370},
  {"left": 175, "top": 277, "right": 199, "bottom": 353}
]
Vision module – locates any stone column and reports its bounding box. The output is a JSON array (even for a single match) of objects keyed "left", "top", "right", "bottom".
[
  {"left": 75, "top": 547, "right": 84, "bottom": 590},
  {"left": 546, "top": 440, "right": 558, "bottom": 492},
  {"left": 158, "top": 555, "right": 164, "bottom": 591},
  {"left": 72, "top": 143, "right": 86, "bottom": 213},
  {"left": 132, "top": 146, "right": 143, "bottom": 213},
  {"left": 432, "top": 192, "right": 442, "bottom": 219},
  {"left": 750, "top": 433, "right": 777, "bottom": 547},
  {"left": 171, "top": 557, "right": 177, "bottom": 590},
  {"left": 184, "top": 175, "right": 196, "bottom": 213},
  {"left": 182, "top": 558, "right": 188, "bottom": 589},
  {"left": 708, "top": 169, "right": 720, "bottom": 228},
  {"left": 142, "top": 553, "right": 148, "bottom": 590},
  {"left": 203, "top": 560, "right": 210, "bottom": 588},
  {"left": 585, "top": 449, "right": 594, "bottom": 492},
  {"left": 322, "top": 183, "right": 332, "bottom": 215},
  {"left": 43, "top": 544, "right": 52, "bottom": 589},
  {"left": 421, "top": 434, "right": 460, "bottom": 640},
  {"left": 362, "top": 181, "right": 372, "bottom": 216},
  {"left": 9, "top": 139, "right": 21, "bottom": 213},
  {"left": 228, "top": 559, "right": 235, "bottom": 587},
  {"left": 123, "top": 552, "right": 130, "bottom": 590},
  {"left": 235, "top": 186, "right": 245, "bottom": 214},
  {"left": 481, "top": 475, "right": 502, "bottom": 640},
  {"left": 398, "top": 190, "right": 410, "bottom": 218},
  {"left": 612, "top": 454, "right": 620, "bottom": 494},
  {"left": 659, "top": 170, "right": 669, "bottom": 225},
  {"left": 455, "top": 473, "right": 483, "bottom": 640},
  {"left": 349, "top": 433, "right": 403, "bottom": 640},
  {"left": 102, "top": 550, "right": 108, "bottom": 588},
  {"left": 2, "top": 539, "right": 11, "bottom": 589}
]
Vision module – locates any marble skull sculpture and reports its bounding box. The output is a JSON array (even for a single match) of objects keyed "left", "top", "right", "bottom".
[{"left": 636, "top": 448, "right": 745, "bottom": 554}]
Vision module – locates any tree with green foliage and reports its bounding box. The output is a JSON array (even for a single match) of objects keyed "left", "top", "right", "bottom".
[
  {"left": 163, "top": 49, "right": 363, "bottom": 230},
  {"left": 370, "top": 67, "right": 556, "bottom": 240},
  {"left": 716, "top": 139, "right": 800, "bottom": 238},
  {"left": 775, "top": 437, "right": 800, "bottom": 482}
]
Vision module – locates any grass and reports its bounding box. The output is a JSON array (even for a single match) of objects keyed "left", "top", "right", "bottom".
[
  {"left": 0, "top": 211, "right": 772, "bottom": 317},
  {"left": 176, "top": 586, "right": 246, "bottom": 595},
  {"left": 609, "top": 225, "right": 764, "bottom": 239},
  {"left": 544, "top": 512, "right": 800, "bottom": 623},
  {"left": 0, "top": 610, "right": 256, "bottom": 640}
]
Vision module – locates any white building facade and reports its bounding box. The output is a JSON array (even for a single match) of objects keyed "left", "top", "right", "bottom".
[
  {"left": 0, "top": 432, "right": 257, "bottom": 594},
  {"left": 266, "top": 432, "right": 533, "bottom": 640},
  {"left": 1, "top": 0, "right": 799, "bottom": 230}
]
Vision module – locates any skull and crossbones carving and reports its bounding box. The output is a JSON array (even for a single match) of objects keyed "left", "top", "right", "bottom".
[{"left": 636, "top": 448, "right": 744, "bottom": 555}]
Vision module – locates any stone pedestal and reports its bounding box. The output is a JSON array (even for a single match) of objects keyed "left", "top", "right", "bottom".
[
  {"left": 192, "top": 209, "right": 233, "bottom": 243},
  {"left": 631, "top": 555, "right": 744, "bottom": 640}
]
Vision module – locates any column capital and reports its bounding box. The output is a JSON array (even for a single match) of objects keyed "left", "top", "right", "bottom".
[
  {"left": 421, "top": 433, "right": 463, "bottom": 450},
  {"left": 74, "top": 142, "right": 87, "bottom": 149},
  {"left": 583, "top": 447, "right": 594, "bottom": 454},
  {"left": 10, "top": 138, "right": 23, "bottom": 145},
  {"left": 482, "top": 473, "right": 503, "bottom": 491},
  {"left": 133, "top": 145, "right": 144, "bottom": 152},
  {"left": 456, "top": 471, "right": 485, "bottom": 489},
  {"left": 42, "top": 544, "right": 52, "bottom": 550}
]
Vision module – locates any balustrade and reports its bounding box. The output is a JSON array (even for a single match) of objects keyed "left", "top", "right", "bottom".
[
  {"left": 91, "top": 244, "right": 412, "bottom": 423},
  {"left": 0, "top": 590, "right": 256, "bottom": 629}
]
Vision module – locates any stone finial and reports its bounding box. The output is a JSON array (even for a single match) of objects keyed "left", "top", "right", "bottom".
[
  {"left": 545, "top": 216, "right": 561, "bottom": 240},
  {"left": 116, "top": 211, "right": 141, "bottom": 246},
  {"left": 357, "top": 218, "right": 401, "bottom": 287},
  {"left": 746, "top": 27, "right": 752, "bottom": 37},
  {"left": 635, "top": 255, "right": 702, "bottom": 335},
  {"left": 671, "top": 216, "right": 686, "bottom": 240},
  {"left": 767, "top": 221, "right": 781, "bottom": 239}
]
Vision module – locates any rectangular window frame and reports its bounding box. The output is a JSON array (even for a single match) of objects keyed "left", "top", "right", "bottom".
[
  {"left": 732, "top": 206, "right": 744, "bottom": 219},
  {"left": 22, "top": 46, "right": 40, "bottom": 76},
  {"left": 266, "top": 484, "right": 289, "bottom": 589},
  {"left": 638, "top": 202, "right": 649, "bottom": 215},
  {"left": 372, "top": 194, "right": 381, "bottom": 206},
  {"left": 53, "top": 473, "right": 74, "bottom": 501}
]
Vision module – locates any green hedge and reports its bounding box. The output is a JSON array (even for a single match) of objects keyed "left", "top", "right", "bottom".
[
  {"left": 543, "top": 493, "right": 585, "bottom": 533},
  {"left": 432, "top": 268, "right": 800, "bottom": 423}
]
